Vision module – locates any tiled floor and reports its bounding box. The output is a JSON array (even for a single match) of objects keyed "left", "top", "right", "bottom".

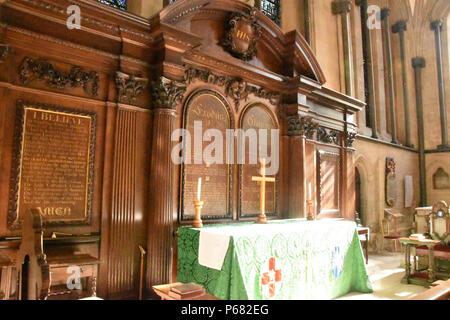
[{"left": 338, "top": 252, "right": 428, "bottom": 300}]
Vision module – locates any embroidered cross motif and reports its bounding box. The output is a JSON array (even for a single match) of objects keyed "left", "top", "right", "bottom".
[{"left": 261, "top": 257, "right": 282, "bottom": 298}]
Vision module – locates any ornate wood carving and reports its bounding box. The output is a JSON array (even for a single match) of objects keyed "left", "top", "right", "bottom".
[
  {"left": 0, "top": 44, "right": 10, "bottom": 63},
  {"left": 115, "top": 71, "right": 148, "bottom": 105},
  {"left": 151, "top": 77, "right": 186, "bottom": 110},
  {"left": 317, "top": 127, "right": 340, "bottom": 146},
  {"left": 287, "top": 116, "right": 318, "bottom": 138},
  {"left": 222, "top": 8, "right": 261, "bottom": 61},
  {"left": 184, "top": 68, "right": 280, "bottom": 111},
  {"left": 18, "top": 57, "right": 99, "bottom": 96},
  {"left": 344, "top": 131, "right": 357, "bottom": 148}
]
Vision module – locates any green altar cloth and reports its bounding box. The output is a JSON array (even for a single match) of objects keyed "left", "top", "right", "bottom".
[{"left": 177, "top": 219, "right": 372, "bottom": 300}]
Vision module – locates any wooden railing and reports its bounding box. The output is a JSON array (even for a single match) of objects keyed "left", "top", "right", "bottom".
[{"left": 411, "top": 280, "right": 450, "bottom": 300}]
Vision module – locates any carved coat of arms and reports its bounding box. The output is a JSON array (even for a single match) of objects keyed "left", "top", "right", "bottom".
[{"left": 222, "top": 9, "right": 261, "bottom": 61}]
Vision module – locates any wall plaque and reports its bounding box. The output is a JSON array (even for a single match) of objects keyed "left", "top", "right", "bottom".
[
  {"left": 181, "top": 91, "right": 232, "bottom": 221},
  {"left": 8, "top": 102, "right": 96, "bottom": 229},
  {"left": 385, "top": 157, "right": 397, "bottom": 207},
  {"left": 240, "top": 104, "right": 278, "bottom": 217}
]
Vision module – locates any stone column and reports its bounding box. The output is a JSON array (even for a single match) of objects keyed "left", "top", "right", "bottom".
[
  {"left": 381, "top": 9, "right": 398, "bottom": 144},
  {"left": 431, "top": 20, "right": 449, "bottom": 150},
  {"left": 412, "top": 58, "right": 427, "bottom": 207},
  {"left": 304, "top": 0, "right": 312, "bottom": 45},
  {"left": 392, "top": 21, "right": 412, "bottom": 147},
  {"left": 356, "top": 0, "right": 378, "bottom": 138},
  {"left": 332, "top": 0, "right": 353, "bottom": 97},
  {"left": 146, "top": 77, "right": 186, "bottom": 293}
]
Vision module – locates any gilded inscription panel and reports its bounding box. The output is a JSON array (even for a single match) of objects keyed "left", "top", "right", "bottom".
[
  {"left": 8, "top": 102, "right": 96, "bottom": 228},
  {"left": 181, "top": 91, "right": 232, "bottom": 221},
  {"left": 240, "top": 104, "right": 278, "bottom": 217}
]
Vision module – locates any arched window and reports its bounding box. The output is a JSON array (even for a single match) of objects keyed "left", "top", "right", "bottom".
[
  {"left": 98, "top": 0, "right": 127, "bottom": 11},
  {"left": 260, "top": 0, "right": 281, "bottom": 26}
]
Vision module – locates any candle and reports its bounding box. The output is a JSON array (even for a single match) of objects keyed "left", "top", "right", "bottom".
[
  {"left": 308, "top": 183, "right": 312, "bottom": 201},
  {"left": 197, "top": 177, "right": 202, "bottom": 201}
]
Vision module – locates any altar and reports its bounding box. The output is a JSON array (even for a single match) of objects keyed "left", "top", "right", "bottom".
[{"left": 177, "top": 219, "right": 372, "bottom": 300}]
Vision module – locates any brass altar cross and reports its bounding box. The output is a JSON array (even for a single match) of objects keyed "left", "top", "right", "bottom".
[{"left": 252, "top": 158, "right": 275, "bottom": 224}]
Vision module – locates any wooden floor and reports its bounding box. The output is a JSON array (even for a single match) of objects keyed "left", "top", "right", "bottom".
[{"left": 338, "top": 252, "right": 428, "bottom": 300}]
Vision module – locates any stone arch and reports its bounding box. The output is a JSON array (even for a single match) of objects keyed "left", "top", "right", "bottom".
[{"left": 354, "top": 155, "right": 371, "bottom": 228}]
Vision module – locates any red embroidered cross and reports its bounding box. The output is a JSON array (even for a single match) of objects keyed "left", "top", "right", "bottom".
[{"left": 261, "top": 257, "right": 282, "bottom": 298}]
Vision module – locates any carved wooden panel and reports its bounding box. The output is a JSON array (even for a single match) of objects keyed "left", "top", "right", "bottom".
[
  {"left": 181, "top": 91, "right": 233, "bottom": 221},
  {"left": 106, "top": 109, "right": 138, "bottom": 297},
  {"left": 317, "top": 150, "right": 340, "bottom": 216},
  {"left": 8, "top": 102, "right": 96, "bottom": 229},
  {"left": 239, "top": 104, "right": 278, "bottom": 218}
]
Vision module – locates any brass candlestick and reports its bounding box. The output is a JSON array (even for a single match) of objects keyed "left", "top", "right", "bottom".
[
  {"left": 193, "top": 200, "right": 204, "bottom": 228},
  {"left": 307, "top": 200, "right": 314, "bottom": 220}
]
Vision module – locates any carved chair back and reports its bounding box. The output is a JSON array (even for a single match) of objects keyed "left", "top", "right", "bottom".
[
  {"left": 414, "top": 207, "right": 432, "bottom": 234},
  {"left": 430, "top": 201, "right": 450, "bottom": 244},
  {"left": 15, "top": 209, "right": 50, "bottom": 300}
]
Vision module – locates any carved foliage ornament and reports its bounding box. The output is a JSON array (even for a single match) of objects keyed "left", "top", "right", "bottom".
[
  {"left": 0, "top": 44, "right": 10, "bottom": 63},
  {"left": 115, "top": 71, "right": 148, "bottom": 105},
  {"left": 151, "top": 77, "right": 186, "bottom": 110},
  {"left": 287, "top": 116, "right": 318, "bottom": 138},
  {"left": 344, "top": 131, "right": 357, "bottom": 148},
  {"left": 184, "top": 68, "right": 280, "bottom": 111},
  {"left": 317, "top": 127, "right": 340, "bottom": 145},
  {"left": 222, "top": 8, "right": 261, "bottom": 61},
  {"left": 19, "top": 57, "right": 99, "bottom": 96}
]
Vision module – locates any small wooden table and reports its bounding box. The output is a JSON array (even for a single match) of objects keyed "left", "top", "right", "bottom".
[
  {"left": 152, "top": 282, "right": 220, "bottom": 300},
  {"left": 399, "top": 237, "right": 441, "bottom": 287},
  {"left": 357, "top": 227, "right": 370, "bottom": 264}
]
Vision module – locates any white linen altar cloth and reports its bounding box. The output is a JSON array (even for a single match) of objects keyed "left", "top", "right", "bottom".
[{"left": 198, "top": 229, "right": 231, "bottom": 270}]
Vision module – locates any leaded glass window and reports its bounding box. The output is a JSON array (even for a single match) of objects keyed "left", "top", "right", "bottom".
[
  {"left": 98, "top": 0, "right": 127, "bottom": 11},
  {"left": 261, "top": 0, "right": 280, "bottom": 26}
]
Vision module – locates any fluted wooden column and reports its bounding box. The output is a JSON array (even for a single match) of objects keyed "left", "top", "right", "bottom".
[
  {"left": 381, "top": 9, "right": 398, "bottom": 144},
  {"left": 107, "top": 108, "right": 138, "bottom": 297},
  {"left": 146, "top": 77, "right": 186, "bottom": 292},
  {"left": 332, "top": 0, "right": 353, "bottom": 96},
  {"left": 392, "top": 21, "right": 412, "bottom": 147},
  {"left": 412, "top": 57, "right": 427, "bottom": 207},
  {"left": 356, "top": 0, "right": 378, "bottom": 138},
  {"left": 431, "top": 20, "right": 449, "bottom": 150}
]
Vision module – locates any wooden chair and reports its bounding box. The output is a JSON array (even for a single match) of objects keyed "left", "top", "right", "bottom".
[
  {"left": 15, "top": 209, "right": 100, "bottom": 300},
  {"left": 415, "top": 207, "right": 432, "bottom": 234},
  {"left": 415, "top": 201, "right": 450, "bottom": 280},
  {"left": 15, "top": 209, "right": 51, "bottom": 300},
  {"left": 382, "top": 209, "right": 404, "bottom": 252}
]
